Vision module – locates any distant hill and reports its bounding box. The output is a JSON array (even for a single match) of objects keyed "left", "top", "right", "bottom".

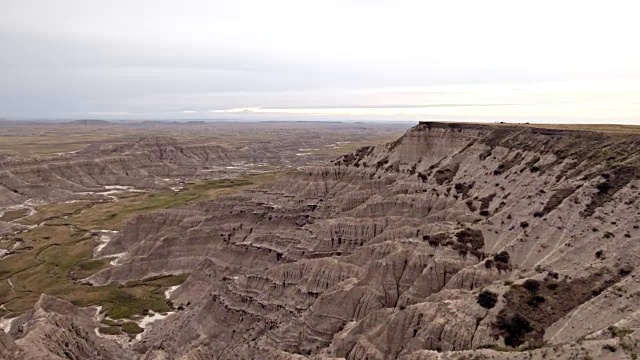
[{"left": 67, "top": 119, "right": 112, "bottom": 125}]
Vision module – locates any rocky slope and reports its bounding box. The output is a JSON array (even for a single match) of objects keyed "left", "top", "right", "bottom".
[
  {"left": 1, "top": 295, "right": 135, "bottom": 359},
  {"left": 4, "top": 122, "right": 640, "bottom": 359},
  {"left": 0, "top": 135, "right": 309, "bottom": 209}
]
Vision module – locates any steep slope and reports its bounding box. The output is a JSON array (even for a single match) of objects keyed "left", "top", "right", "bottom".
[
  {"left": 3, "top": 294, "right": 135, "bottom": 359},
  {"left": 5, "top": 122, "right": 640, "bottom": 359}
]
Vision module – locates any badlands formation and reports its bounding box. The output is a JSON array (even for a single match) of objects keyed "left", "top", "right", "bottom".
[{"left": 3, "top": 122, "right": 640, "bottom": 359}]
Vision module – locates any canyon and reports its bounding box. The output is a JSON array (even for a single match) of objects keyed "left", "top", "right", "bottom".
[{"left": 2, "top": 121, "right": 640, "bottom": 359}]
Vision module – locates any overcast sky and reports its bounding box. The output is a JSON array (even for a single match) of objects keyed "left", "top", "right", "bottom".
[{"left": 2, "top": 0, "right": 639, "bottom": 122}]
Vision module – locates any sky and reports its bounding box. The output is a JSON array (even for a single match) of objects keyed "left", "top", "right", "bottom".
[{"left": 1, "top": 0, "right": 640, "bottom": 123}]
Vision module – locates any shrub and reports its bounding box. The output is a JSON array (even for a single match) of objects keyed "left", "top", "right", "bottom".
[
  {"left": 520, "top": 221, "right": 529, "bottom": 229},
  {"left": 496, "top": 311, "right": 533, "bottom": 347},
  {"left": 546, "top": 282, "right": 558, "bottom": 290},
  {"left": 596, "top": 181, "right": 613, "bottom": 193},
  {"left": 595, "top": 250, "right": 604, "bottom": 259},
  {"left": 494, "top": 251, "right": 510, "bottom": 264},
  {"left": 477, "top": 290, "right": 498, "bottom": 309},
  {"left": 526, "top": 295, "right": 545, "bottom": 307},
  {"left": 619, "top": 266, "right": 633, "bottom": 277},
  {"left": 609, "top": 326, "right": 634, "bottom": 338},
  {"left": 522, "top": 279, "right": 540, "bottom": 293}
]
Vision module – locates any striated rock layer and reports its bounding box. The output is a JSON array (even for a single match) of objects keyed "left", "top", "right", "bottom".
[{"left": 7, "top": 122, "right": 640, "bottom": 359}]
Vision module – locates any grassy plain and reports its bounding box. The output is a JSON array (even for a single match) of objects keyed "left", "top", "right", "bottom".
[{"left": 0, "top": 174, "right": 280, "bottom": 320}]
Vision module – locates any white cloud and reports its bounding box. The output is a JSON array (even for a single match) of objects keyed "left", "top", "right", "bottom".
[
  {"left": 209, "top": 107, "right": 261, "bottom": 113},
  {"left": 87, "top": 112, "right": 128, "bottom": 116},
  {"left": 1, "top": 0, "right": 639, "bottom": 121}
]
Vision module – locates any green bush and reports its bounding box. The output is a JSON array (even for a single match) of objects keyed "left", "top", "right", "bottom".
[
  {"left": 478, "top": 290, "right": 498, "bottom": 309},
  {"left": 522, "top": 279, "right": 540, "bottom": 293},
  {"left": 496, "top": 311, "right": 533, "bottom": 347},
  {"left": 494, "top": 251, "right": 510, "bottom": 263}
]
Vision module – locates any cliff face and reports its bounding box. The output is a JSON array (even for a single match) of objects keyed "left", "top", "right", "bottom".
[{"left": 7, "top": 122, "right": 640, "bottom": 359}]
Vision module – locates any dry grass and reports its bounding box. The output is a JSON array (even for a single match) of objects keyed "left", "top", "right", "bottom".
[
  {"left": 0, "top": 122, "right": 407, "bottom": 158},
  {"left": 524, "top": 123, "right": 640, "bottom": 134},
  {"left": 0, "top": 208, "right": 31, "bottom": 222}
]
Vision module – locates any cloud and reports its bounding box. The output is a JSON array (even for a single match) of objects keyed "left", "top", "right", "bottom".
[
  {"left": 1, "top": 0, "right": 639, "bottom": 120},
  {"left": 209, "top": 107, "right": 261, "bottom": 113},
  {"left": 87, "top": 112, "right": 129, "bottom": 116}
]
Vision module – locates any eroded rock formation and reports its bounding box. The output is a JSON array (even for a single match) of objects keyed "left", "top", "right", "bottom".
[{"left": 5, "top": 122, "right": 640, "bottom": 359}]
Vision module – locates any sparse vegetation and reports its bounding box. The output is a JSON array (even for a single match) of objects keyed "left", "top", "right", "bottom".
[
  {"left": 120, "top": 321, "right": 144, "bottom": 335},
  {"left": 583, "top": 167, "right": 637, "bottom": 217},
  {"left": 477, "top": 290, "right": 498, "bottom": 309},
  {"left": 526, "top": 295, "right": 545, "bottom": 307},
  {"left": 522, "top": 279, "right": 541, "bottom": 293},
  {"left": 539, "top": 186, "right": 579, "bottom": 216},
  {"left": 494, "top": 251, "right": 510, "bottom": 264},
  {"left": 495, "top": 311, "right": 533, "bottom": 347},
  {"left": 0, "top": 228, "right": 188, "bottom": 316},
  {"left": 609, "top": 326, "right": 634, "bottom": 338},
  {"left": 98, "top": 326, "right": 123, "bottom": 335},
  {"left": 41, "top": 175, "right": 280, "bottom": 230},
  {"left": 494, "top": 267, "right": 629, "bottom": 348}
]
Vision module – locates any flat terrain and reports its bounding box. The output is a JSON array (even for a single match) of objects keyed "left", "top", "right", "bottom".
[{"left": 0, "top": 120, "right": 407, "bottom": 158}]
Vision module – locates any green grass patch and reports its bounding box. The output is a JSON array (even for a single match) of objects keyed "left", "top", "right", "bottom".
[
  {"left": 47, "top": 174, "right": 281, "bottom": 230},
  {"left": 18, "top": 201, "right": 93, "bottom": 226},
  {"left": 0, "top": 175, "right": 275, "bottom": 321},
  {"left": 73, "top": 258, "right": 112, "bottom": 279},
  {"left": 98, "top": 326, "right": 123, "bottom": 336},
  {"left": 121, "top": 321, "right": 144, "bottom": 335},
  {"left": 102, "top": 287, "right": 172, "bottom": 319},
  {"left": 0, "top": 221, "right": 188, "bottom": 318}
]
